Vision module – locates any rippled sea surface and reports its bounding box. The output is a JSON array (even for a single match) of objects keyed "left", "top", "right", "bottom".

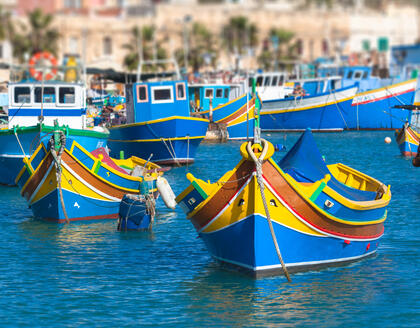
[{"left": 0, "top": 131, "right": 419, "bottom": 327}]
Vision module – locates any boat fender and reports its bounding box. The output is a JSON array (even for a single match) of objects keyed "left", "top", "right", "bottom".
[
  {"left": 240, "top": 139, "right": 275, "bottom": 161},
  {"left": 157, "top": 176, "right": 177, "bottom": 210}
]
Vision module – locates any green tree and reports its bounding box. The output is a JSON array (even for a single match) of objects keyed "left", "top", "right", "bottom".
[
  {"left": 11, "top": 8, "right": 60, "bottom": 62},
  {"left": 258, "top": 28, "right": 297, "bottom": 70},
  {"left": 123, "top": 25, "right": 167, "bottom": 73},
  {"left": 0, "top": 6, "right": 13, "bottom": 41},
  {"left": 222, "top": 16, "right": 258, "bottom": 70},
  {"left": 176, "top": 22, "right": 218, "bottom": 73}
]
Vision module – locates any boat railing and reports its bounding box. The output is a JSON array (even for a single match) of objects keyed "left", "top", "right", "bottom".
[{"left": 9, "top": 64, "right": 85, "bottom": 84}]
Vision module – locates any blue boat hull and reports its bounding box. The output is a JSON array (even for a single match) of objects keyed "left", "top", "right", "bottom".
[
  {"left": 227, "top": 118, "right": 255, "bottom": 139},
  {"left": 200, "top": 214, "right": 379, "bottom": 276},
  {"left": 260, "top": 98, "right": 353, "bottom": 131},
  {"left": 345, "top": 90, "right": 415, "bottom": 129},
  {"left": 31, "top": 188, "right": 119, "bottom": 223},
  {"left": 0, "top": 129, "right": 107, "bottom": 186},
  {"left": 108, "top": 117, "right": 208, "bottom": 165}
]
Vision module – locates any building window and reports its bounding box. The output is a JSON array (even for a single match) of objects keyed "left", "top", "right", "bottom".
[
  {"left": 151, "top": 86, "right": 173, "bottom": 104},
  {"left": 176, "top": 82, "right": 186, "bottom": 100},
  {"left": 136, "top": 85, "right": 148, "bottom": 103},
  {"left": 64, "top": 0, "right": 81, "bottom": 8},
  {"left": 103, "top": 36, "right": 112, "bottom": 56},
  {"left": 69, "top": 37, "right": 78, "bottom": 54},
  {"left": 59, "top": 87, "right": 75, "bottom": 104},
  {"left": 14, "top": 87, "right": 30, "bottom": 104},
  {"left": 35, "top": 87, "right": 56, "bottom": 103},
  {"left": 0, "top": 44, "right": 3, "bottom": 59}
]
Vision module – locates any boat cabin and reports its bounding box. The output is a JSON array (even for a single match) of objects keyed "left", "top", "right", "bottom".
[
  {"left": 188, "top": 84, "right": 243, "bottom": 112},
  {"left": 125, "top": 80, "right": 190, "bottom": 123},
  {"left": 8, "top": 81, "right": 87, "bottom": 129}
]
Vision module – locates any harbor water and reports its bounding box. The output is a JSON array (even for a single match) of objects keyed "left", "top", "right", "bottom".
[{"left": 0, "top": 131, "right": 418, "bottom": 327}]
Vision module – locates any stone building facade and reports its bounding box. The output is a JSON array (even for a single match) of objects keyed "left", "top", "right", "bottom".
[{"left": 0, "top": 0, "right": 418, "bottom": 75}]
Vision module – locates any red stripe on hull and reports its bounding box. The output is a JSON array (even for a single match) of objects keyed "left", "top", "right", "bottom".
[
  {"left": 43, "top": 213, "right": 118, "bottom": 224},
  {"left": 352, "top": 88, "right": 415, "bottom": 106},
  {"left": 263, "top": 176, "right": 385, "bottom": 240},
  {"left": 402, "top": 151, "right": 418, "bottom": 157}
]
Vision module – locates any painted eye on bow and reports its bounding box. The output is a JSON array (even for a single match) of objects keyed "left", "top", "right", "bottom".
[
  {"left": 270, "top": 199, "right": 277, "bottom": 207},
  {"left": 238, "top": 199, "right": 245, "bottom": 206}
]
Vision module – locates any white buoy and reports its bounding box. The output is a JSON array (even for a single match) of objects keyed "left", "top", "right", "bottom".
[
  {"left": 157, "top": 176, "right": 177, "bottom": 210},
  {"left": 384, "top": 137, "right": 392, "bottom": 144}
]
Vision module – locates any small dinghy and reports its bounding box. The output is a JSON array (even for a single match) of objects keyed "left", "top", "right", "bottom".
[
  {"left": 118, "top": 194, "right": 155, "bottom": 231},
  {"left": 176, "top": 113, "right": 391, "bottom": 277},
  {"left": 118, "top": 176, "right": 176, "bottom": 231}
]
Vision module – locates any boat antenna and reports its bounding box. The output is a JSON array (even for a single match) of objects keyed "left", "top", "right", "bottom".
[
  {"left": 251, "top": 77, "right": 261, "bottom": 144},
  {"left": 39, "top": 67, "right": 45, "bottom": 133},
  {"left": 246, "top": 71, "right": 249, "bottom": 141}
]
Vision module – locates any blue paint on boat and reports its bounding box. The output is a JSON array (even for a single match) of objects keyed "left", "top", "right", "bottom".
[
  {"left": 200, "top": 214, "right": 378, "bottom": 272},
  {"left": 30, "top": 188, "right": 119, "bottom": 223},
  {"left": 0, "top": 129, "right": 107, "bottom": 186},
  {"left": 118, "top": 195, "right": 152, "bottom": 231}
]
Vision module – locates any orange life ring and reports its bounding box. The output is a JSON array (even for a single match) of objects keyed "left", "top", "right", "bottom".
[
  {"left": 28, "top": 51, "right": 58, "bottom": 81},
  {"left": 348, "top": 53, "right": 358, "bottom": 66}
]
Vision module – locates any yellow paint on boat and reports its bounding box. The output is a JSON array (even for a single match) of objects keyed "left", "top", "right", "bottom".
[{"left": 202, "top": 175, "right": 323, "bottom": 236}]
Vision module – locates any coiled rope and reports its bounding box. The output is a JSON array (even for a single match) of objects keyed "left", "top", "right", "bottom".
[
  {"left": 50, "top": 131, "right": 70, "bottom": 224},
  {"left": 246, "top": 139, "right": 291, "bottom": 282}
]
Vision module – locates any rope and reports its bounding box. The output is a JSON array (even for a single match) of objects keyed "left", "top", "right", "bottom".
[
  {"left": 14, "top": 128, "right": 27, "bottom": 158},
  {"left": 50, "top": 132, "right": 70, "bottom": 224},
  {"left": 186, "top": 135, "right": 190, "bottom": 171},
  {"left": 329, "top": 88, "right": 349, "bottom": 130},
  {"left": 246, "top": 139, "right": 291, "bottom": 282}
]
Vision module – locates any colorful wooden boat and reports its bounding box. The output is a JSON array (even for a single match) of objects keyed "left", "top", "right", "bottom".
[
  {"left": 260, "top": 85, "right": 358, "bottom": 131},
  {"left": 395, "top": 123, "right": 420, "bottom": 156},
  {"left": 176, "top": 129, "right": 390, "bottom": 277},
  {"left": 16, "top": 135, "right": 161, "bottom": 223},
  {"left": 108, "top": 80, "right": 209, "bottom": 165}
]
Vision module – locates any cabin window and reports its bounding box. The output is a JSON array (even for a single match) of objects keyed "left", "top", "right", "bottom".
[
  {"left": 279, "top": 75, "right": 284, "bottom": 85},
  {"left": 346, "top": 71, "right": 353, "bottom": 79},
  {"left": 205, "top": 89, "right": 213, "bottom": 98},
  {"left": 263, "top": 77, "right": 271, "bottom": 86},
  {"left": 59, "top": 87, "right": 75, "bottom": 104},
  {"left": 215, "top": 88, "right": 223, "bottom": 98},
  {"left": 362, "top": 71, "right": 368, "bottom": 79},
  {"left": 176, "top": 82, "right": 186, "bottom": 100},
  {"left": 224, "top": 88, "right": 229, "bottom": 98},
  {"left": 272, "top": 76, "right": 278, "bottom": 86},
  {"left": 136, "top": 85, "right": 148, "bottom": 103},
  {"left": 354, "top": 71, "right": 362, "bottom": 79},
  {"left": 256, "top": 76, "right": 263, "bottom": 86},
  {"left": 14, "top": 87, "right": 31, "bottom": 103},
  {"left": 151, "top": 86, "right": 173, "bottom": 104},
  {"left": 35, "top": 87, "right": 56, "bottom": 103}
]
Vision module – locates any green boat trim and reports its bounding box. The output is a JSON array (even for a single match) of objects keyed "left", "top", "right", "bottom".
[{"left": 0, "top": 123, "right": 109, "bottom": 138}]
